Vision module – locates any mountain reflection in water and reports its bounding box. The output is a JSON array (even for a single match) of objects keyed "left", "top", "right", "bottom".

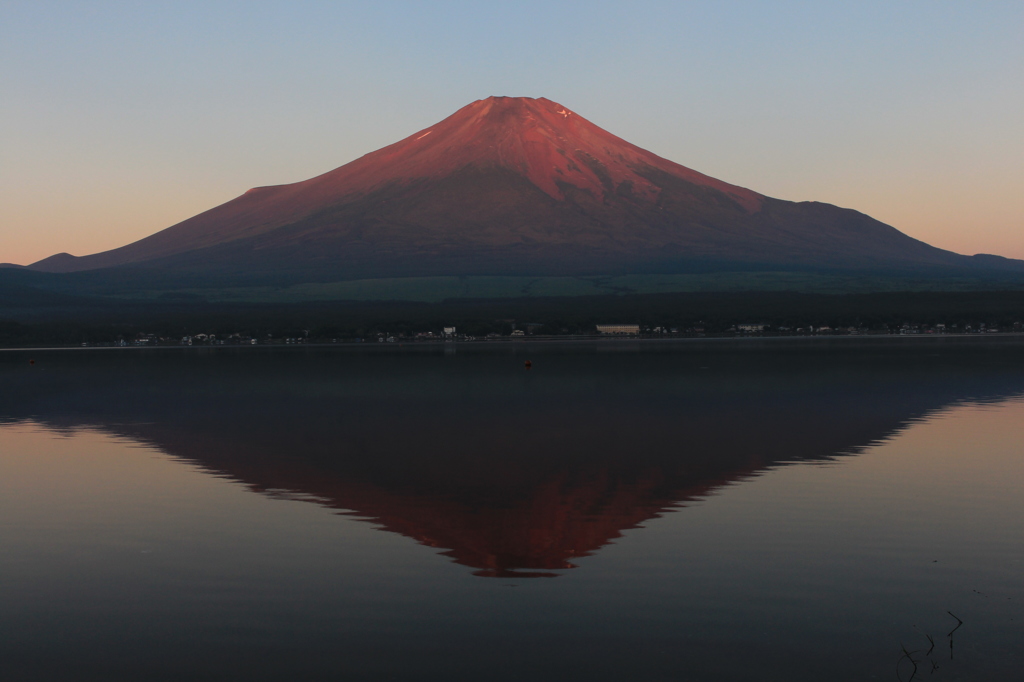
[{"left": 3, "top": 341, "right": 1023, "bottom": 577}]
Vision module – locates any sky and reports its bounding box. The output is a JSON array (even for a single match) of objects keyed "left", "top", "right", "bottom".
[{"left": 2, "top": 0, "right": 1022, "bottom": 265}]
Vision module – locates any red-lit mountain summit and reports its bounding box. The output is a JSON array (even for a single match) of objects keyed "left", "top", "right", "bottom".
[{"left": 31, "top": 96, "right": 1016, "bottom": 279}]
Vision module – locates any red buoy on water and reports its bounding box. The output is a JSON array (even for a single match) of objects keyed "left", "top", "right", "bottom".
[{"left": 524, "top": 360, "right": 532, "bottom": 369}]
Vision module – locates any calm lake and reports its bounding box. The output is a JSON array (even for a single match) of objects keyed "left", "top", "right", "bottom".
[{"left": 2, "top": 339, "right": 1022, "bottom": 681}]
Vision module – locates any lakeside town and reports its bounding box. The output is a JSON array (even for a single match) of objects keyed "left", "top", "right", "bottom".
[{"left": 60, "top": 319, "right": 1024, "bottom": 348}]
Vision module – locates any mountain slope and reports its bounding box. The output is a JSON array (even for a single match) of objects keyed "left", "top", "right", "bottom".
[{"left": 28, "top": 96, "right": 1021, "bottom": 280}]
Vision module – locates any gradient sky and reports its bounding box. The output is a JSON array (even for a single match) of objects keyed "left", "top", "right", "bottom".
[{"left": 2, "top": 0, "right": 1022, "bottom": 265}]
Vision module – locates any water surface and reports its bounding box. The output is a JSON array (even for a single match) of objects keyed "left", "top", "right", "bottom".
[{"left": 2, "top": 340, "right": 1022, "bottom": 680}]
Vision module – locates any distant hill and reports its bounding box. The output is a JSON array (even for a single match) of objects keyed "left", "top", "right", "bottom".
[
  {"left": 0, "top": 269, "right": 98, "bottom": 308},
  {"left": 26, "top": 96, "right": 1024, "bottom": 285}
]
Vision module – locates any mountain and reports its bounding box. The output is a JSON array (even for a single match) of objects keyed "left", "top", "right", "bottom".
[{"left": 27, "top": 96, "right": 1023, "bottom": 282}]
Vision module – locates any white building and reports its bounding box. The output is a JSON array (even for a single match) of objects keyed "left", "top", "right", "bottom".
[{"left": 596, "top": 324, "right": 640, "bottom": 335}]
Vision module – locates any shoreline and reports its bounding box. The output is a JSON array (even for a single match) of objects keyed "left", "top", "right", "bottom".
[{"left": 5, "top": 331, "right": 1024, "bottom": 354}]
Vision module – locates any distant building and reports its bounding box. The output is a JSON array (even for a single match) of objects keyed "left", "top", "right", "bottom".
[{"left": 596, "top": 324, "right": 640, "bottom": 335}]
